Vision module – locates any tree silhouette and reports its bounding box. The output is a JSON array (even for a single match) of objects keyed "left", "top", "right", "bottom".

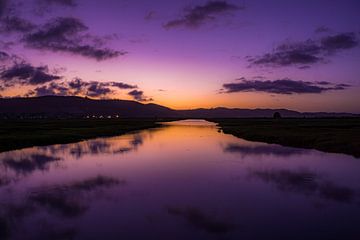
[{"left": 273, "top": 112, "right": 282, "bottom": 119}]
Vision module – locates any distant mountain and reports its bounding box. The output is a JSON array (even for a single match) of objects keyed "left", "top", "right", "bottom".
[
  {"left": 0, "top": 96, "right": 178, "bottom": 118},
  {"left": 179, "top": 107, "right": 303, "bottom": 118},
  {"left": 0, "top": 96, "right": 358, "bottom": 119}
]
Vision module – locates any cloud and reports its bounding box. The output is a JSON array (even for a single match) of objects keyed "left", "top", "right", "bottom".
[
  {"left": 0, "top": 51, "right": 9, "bottom": 61},
  {"left": 145, "top": 11, "right": 156, "bottom": 21},
  {"left": 111, "top": 82, "right": 137, "bottom": 89},
  {"left": 24, "top": 78, "right": 141, "bottom": 99},
  {"left": 86, "top": 81, "right": 112, "bottom": 97},
  {"left": 128, "top": 89, "right": 153, "bottom": 102},
  {"left": 23, "top": 17, "right": 125, "bottom": 61},
  {"left": 0, "top": 0, "right": 8, "bottom": 17},
  {"left": 67, "top": 78, "right": 136, "bottom": 97},
  {"left": 1, "top": 62, "right": 62, "bottom": 86},
  {"left": 221, "top": 78, "right": 350, "bottom": 94},
  {"left": 248, "top": 32, "right": 359, "bottom": 68},
  {"left": 0, "top": 16, "right": 36, "bottom": 33},
  {"left": 164, "top": 1, "right": 241, "bottom": 29},
  {"left": 34, "top": 0, "right": 77, "bottom": 15},
  {"left": 39, "top": 0, "right": 77, "bottom": 7},
  {"left": 321, "top": 32, "right": 359, "bottom": 51},
  {"left": 29, "top": 82, "right": 69, "bottom": 96},
  {"left": 315, "top": 26, "right": 331, "bottom": 33}
]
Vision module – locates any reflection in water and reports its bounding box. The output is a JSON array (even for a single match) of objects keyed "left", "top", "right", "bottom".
[
  {"left": 0, "top": 175, "right": 122, "bottom": 239},
  {"left": 29, "top": 175, "right": 122, "bottom": 218},
  {"left": 167, "top": 206, "right": 236, "bottom": 234},
  {"left": 0, "top": 120, "right": 360, "bottom": 239},
  {"left": 0, "top": 175, "right": 11, "bottom": 187},
  {"left": 2, "top": 154, "right": 61, "bottom": 175},
  {"left": 223, "top": 143, "right": 307, "bottom": 157},
  {"left": 249, "top": 169, "right": 356, "bottom": 203}
]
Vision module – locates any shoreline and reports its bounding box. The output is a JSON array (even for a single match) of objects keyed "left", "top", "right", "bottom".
[
  {"left": 0, "top": 119, "right": 168, "bottom": 153},
  {"left": 211, "top": 118, "right": 360, "bottom": 158}
]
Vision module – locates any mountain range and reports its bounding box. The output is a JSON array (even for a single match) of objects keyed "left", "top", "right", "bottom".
[{"left": 0, "top": 96, "right": 358, "bottom": 119}]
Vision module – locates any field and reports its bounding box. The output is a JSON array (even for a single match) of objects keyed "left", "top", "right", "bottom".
[
  {"left": 0, "top": 119, "right": 162, "bottom": 153},
  {"left": 212, "top": 118, "right": 360, "bottom": 158}
]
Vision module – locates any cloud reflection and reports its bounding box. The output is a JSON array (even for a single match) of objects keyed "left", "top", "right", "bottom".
[
  {"left": 250, "top": 168, "right": 356, "bottom": 203},
  {"left": 0, "top": 175, "right": 123, "bottom": 238},
  {"left": 1, "top": 154, "right": 61, "bottom": 175},
  {"left": 223, "top": 142, "right": 307, "bottom": 157},
  {"left": 167, "top": 206, "right": 236, "bottom": 234}
]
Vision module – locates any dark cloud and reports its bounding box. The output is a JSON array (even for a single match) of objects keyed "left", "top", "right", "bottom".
[
  {"left": 110, "top": 82, "right": 137, "bottom": 89},
  {"left": 23, "top": 77, "right": 141, "bottom": 98},
  {"left": 248, "top": 32, "right": 359, "bottom": 68},
  {"left": 30, "top": 82, "right": 69, "bottom": 96},
  {"left": 1, "top": 63, "right": 62, "bottom": 86},
  {"left": 0, "top": 0, "right": 8, "bottom": 17},
  {"left": 23, "top": 17, "right": 125, "bottom": 61},
  {"left": 164, "top": 1, "right": 241, "bottom": 29},
  {"left": 321, "top": 32, "right": 359, "bottom": 51},
  {"left": 86, "top": 81, "right": 112, "bottom": 97},
  {"left": 39, "top": 0, "right": 77, "bottom": 7},
  {"left": 0, "top": 16, "right": 36, "bottom": 33},
  {"left": 128, "top": 89, "right": 153, "bottom": 102},
  {"left": 221, "top": 78, "right": 350, "bottom": 94},
  {"left": 34, "top": 0, "right": 77, "bottom": 16},
  {"left": 0, "top": 51, "right": 9, "bottom": 61},
  {"left": 67, "top": 78, "right": 136, "bottom": 97},
  {"left": 249, "top": 40, "right": 323, "bottom": 67}
]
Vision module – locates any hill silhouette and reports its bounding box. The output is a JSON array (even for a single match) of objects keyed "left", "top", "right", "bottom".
[{"left": 0, "top": 96, "right": 358, "bottom": 119}]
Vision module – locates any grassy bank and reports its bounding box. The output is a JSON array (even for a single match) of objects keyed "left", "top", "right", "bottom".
[
  {"left": 0, "top": 119, "right": 165, "bottom": 153},
  {"left": 211, "top": 118, "right": 360, "bottom": 158}
]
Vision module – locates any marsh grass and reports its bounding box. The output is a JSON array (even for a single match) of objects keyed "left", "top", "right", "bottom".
[
  {"left": 212, "top": 118, "right": 360, "bottom": 158},
  {"left": 0, "top": 118, "right": 162, "bottom": 153}
]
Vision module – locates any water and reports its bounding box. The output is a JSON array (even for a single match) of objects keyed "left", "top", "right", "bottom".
[{"left": 0, "top": 120, "right": 359, "bottom": 239}]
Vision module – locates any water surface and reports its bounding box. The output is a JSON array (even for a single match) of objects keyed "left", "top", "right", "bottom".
[{"left": 1, "top": 120, "right": 359, "bottom": 239}]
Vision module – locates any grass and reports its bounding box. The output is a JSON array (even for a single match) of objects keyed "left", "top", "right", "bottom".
[
  {"left": 0, "top": 118, "right": 166, "bottom": 153},
  {"left": 211, "top": 118, "right": 360, "bottom": 158}
]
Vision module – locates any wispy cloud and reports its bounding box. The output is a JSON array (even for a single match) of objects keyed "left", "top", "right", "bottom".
[
  {"left": 1, "top": 62, "right": 62, "bottom": 86},
  {"left": 25, "top": 78, "right": 138, "bottom": 98},
  {"left": 34, "top": 0, "right": 77, "bottom": 15},
  {"left": 39, "top": 0, "right": 77, "bottom": 7},
  {"left": 0, "top": 16, "right": 35, "bottom": 33},
  {"left": 315, "top": 26, "right": 331, "bottom": 34},
  {"left": 221, "top": 78, "right": 350, "bottom": 94},
  {"left": 128, "top": 90, "right": 153, "bottom": 102},
  {"left": 164, "top": 1, "right": 241, "bottom": 29},
  {"left": 248, "top": 32, "right": 359, "bottom": 68},
  {"left": 23, "top": 17, "right": 125, "bottom": 61}
]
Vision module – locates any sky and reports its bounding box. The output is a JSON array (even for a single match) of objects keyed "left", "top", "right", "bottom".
[{"left": 0, "top": 0, "right": 359, "bottom": 112}]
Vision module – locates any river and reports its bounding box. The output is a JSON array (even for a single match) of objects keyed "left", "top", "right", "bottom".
[{"left": 0, "top": 120, "right": 359, "bottom": 239}]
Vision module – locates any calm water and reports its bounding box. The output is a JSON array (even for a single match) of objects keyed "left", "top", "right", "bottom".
[{"left": 1, "top": 120, "right": 360, "bottom": 240}]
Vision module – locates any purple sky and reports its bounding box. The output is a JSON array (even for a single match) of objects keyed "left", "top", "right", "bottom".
[{"left": 0, "top": 0, "right": 360, "bottom": 112}]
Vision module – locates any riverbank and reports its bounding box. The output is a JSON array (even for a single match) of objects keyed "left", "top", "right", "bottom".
[
  {"left": 212, "top": 118, "right": 360, "bottom": 158},
  {"left": 0, "top": 119, "right": 168, "bottom": 153}
]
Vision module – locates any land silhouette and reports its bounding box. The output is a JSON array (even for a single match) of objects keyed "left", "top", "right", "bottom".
[
  {"left": 0, "top": 96, "right": 358, "bottom": 119},
  {"left": 0, "top": 96, "right": 359, "bottom": 157}
]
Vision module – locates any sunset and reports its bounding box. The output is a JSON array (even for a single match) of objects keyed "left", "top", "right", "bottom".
[{"left": 1, "top": 0, "right": 360, "bottom": 239}]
